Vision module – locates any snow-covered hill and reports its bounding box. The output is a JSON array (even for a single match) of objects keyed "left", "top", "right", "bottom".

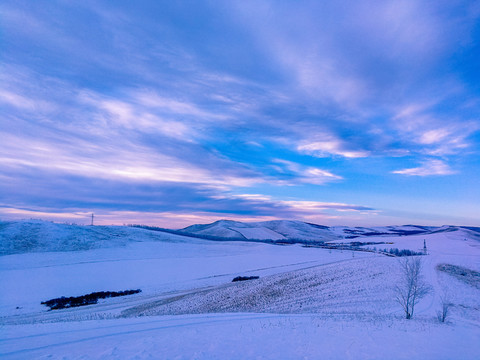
[
  {"left": 2, "top": 219, "right": 479, "bottom": 256},
  {"left": 181, "top": 219, "right": 480, "bottom": 242},
  {"left": 0, "top": 218, "right": 479, "bottom": 359},
  {"left": 181, "top": 219, "right": 335, "bottom": 241},
  {"left": 0, "top": 219, "right": 195, "bottom": 255}
]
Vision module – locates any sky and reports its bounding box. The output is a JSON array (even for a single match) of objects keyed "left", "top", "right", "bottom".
[{"left": 1, "top": 0, "right": 480, "bottom": 228}]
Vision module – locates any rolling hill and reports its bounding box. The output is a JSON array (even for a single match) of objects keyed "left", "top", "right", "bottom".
[
  {"left": 0, "top": 218, "right": 479, "bottom": 359},
  {"left": 1, "top": 219, "right": 479, "bottom": 255},
  {"left": 181, "top": 219, "right": 480, "bottom": 242}
]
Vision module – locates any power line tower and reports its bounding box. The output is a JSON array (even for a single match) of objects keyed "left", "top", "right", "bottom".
[{"left": 91, "top": 213, "right": 94, "bottom": 226}]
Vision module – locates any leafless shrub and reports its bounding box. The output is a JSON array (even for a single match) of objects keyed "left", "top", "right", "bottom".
[{"left": 437, "top": 291, "right": 451, "bottom": 323}]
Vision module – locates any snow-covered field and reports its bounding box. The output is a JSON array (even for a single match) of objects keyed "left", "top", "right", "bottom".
[
  {"left": 1, "top": 220, "right": 479, "bottom": 359},
  {"left": 3, "top": 314, "right": 479, "bottom": 360}
]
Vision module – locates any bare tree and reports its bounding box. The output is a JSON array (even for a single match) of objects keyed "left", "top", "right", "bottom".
[
  {"left": 395, "top": 257, "right": 430, "bottom": 319},
  {"left": 437, "top": 291, "right": 451, "bottom": 323}
]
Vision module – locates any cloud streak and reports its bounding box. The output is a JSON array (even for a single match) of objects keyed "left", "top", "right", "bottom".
[{"left": 392, "top": 159, "right": 455, "bottom": 176}]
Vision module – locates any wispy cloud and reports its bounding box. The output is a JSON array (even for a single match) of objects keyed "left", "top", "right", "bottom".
[
  {"left": 271, "top": 159, "right": 342, "bottom": 185},
  {"left": 78, "top": 91, "right": 197, "bottom": 140},
  {"left": 279, "top": 200, "right": 375, "bottom": 213},
  {"left": 0, "top": 65, "right": 266, "bottom": 189},
  {"left": 297, "top": 139, "right": 370, "bottom": 159},
  {"left": 1, "top": 131, "right": 261, "bottom": 188},
  {"left": 391, "top": 102, "right": 479, "bottom": 156},
  {"left": 392, "top": 159, "right": 455, "bottom": 176},
  {"left": 0, "top": 188, "right": 377, "bottom": 228},
  {"left": 1, "top": 0, "right": 479, "bottom": 226},
  {"left": 0, "top": 89, "right": 53, "bottom": 112},
  {"left": 132, "top": 90, "right": 228, "bottom": 120},
  {"left": 208, "top": 193, "right": 377, "bottom": 223}
]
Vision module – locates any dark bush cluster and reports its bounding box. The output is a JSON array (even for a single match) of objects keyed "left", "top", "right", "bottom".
[
  {"left": 41, "top": 289, "right": 141, "bottom": 310},
  {"left": 232, "top": 276, "right": 260, "bottom": 282},
  {"left": 349, "top": 241, "right": 385, "bottom": 247}
]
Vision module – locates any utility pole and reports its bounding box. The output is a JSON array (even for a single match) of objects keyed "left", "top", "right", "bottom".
[
  {"left": 91, "top": 213, "right": 94, "bottom": 226},
  {"left": 423, "top": 239, "right": 427, "bottom": 255}
]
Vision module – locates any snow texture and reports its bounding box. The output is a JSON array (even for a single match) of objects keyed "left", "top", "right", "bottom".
[{"left": 1, "top": 219, "right": 479, "bottom": 359}]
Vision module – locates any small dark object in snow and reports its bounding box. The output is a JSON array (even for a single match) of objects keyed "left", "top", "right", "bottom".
[
  {"left": 232, "top": 276, "right": 259, "bottom": 282},
  {"left": 41, "top": 289, "right": 142, "bottom": 310}
]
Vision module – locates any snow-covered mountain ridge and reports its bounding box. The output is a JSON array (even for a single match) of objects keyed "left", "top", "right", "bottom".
[
  {"left": 181, "top": 219, "right": 480, "bottom": 242},
  {"left": 1, "top": 219, "right": 479, "bottom": 255}
]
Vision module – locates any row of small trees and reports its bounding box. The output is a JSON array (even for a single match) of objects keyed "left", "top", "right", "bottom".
[{"left": 382, "top": 248, "right": 424, "bottom": 257}]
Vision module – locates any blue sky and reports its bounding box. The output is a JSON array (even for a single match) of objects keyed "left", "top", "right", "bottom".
[{"left": 1, "top": 0, "right": 479, "bottom": 227}]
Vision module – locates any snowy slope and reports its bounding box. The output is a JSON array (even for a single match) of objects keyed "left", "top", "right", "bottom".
[
  {"left": 180, "top": 220, "right": 249, "bottom": 238},
  {"left": 230, "top": 226, "right": 286, "bottom": 240},
  {"left": 1, "top": 219, "right": 479, "bottom": 359},
  {"left": 2, "top": 220, "right": 477, "bottom": 256},
  {"left": 182, "top": 219, "right": 338, "bottom": 241},
  {"left": 0, "top": 239, "right": 369, "bottom": 319},
  {"left": 0, "top": 219, "right": 195, "bottom": 255},
  {"left": 1, "top": 221, "right": 478, "bottom": 320},
  {"left": 181, "top": 219, "right": 478, "bottom": 242},
  {"left": 3, "top": 314, "right": 479, "bottom": 360}
]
